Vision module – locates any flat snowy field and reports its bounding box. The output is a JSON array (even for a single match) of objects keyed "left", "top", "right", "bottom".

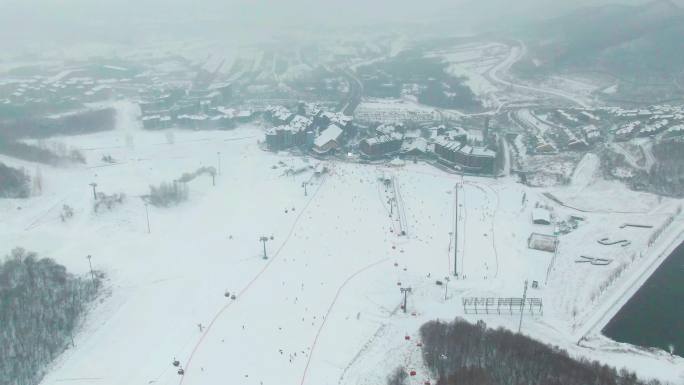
[{"left": 1, "top": 106, "right": 683, "bottom": 385}]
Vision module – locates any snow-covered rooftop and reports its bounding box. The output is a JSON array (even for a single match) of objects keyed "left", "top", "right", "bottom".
[{"left": 314, "top": 124, "right": 343, "bottom": 147}]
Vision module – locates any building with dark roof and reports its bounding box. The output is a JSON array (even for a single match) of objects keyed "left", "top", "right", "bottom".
[{"left": 434, "top": 138, "right": 496, "bottom": 175}]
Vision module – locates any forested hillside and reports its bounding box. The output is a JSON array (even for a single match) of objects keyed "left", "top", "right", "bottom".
[
  {"left": 0, "top": 108, "right": 116, "bottom": 140},
  {"left": 646, "top": 139, "right": 684, "bottom": 197},
  {"left": 514, "top": 0, "right": 684, "bottom": 83},
  {"left": 0, "top": 248, "right": 101, "bottom": 385},
  {"left": 600, "top": 139, "right": 684, "bottom": 198}
]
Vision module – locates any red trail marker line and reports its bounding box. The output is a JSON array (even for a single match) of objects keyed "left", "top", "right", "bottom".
[{"left": 179, "top": 175, "right": 328, "bottom": 385}]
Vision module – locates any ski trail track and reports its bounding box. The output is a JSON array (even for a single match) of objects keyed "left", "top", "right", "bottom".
[{"left": 179, "top": 173, "right": 329, "bottom": 384}]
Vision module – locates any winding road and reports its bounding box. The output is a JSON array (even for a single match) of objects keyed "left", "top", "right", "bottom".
[{"left": 486, "top": 41, "right": 590, "bottom": 109}]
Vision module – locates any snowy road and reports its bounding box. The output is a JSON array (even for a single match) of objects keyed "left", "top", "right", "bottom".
[{"left": 487, "top": 41, "right": 590, "bottom": 108}]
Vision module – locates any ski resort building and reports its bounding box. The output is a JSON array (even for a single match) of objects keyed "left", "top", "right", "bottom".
[
  {"left": 312, "top": 124, "right": 344, "bottom": 155},
  {"left": 434, "top": 138, "right": 496, "bottom": 175},
  {"left": 434, "top": 138, "right": 464, "bottom": 163},
  {"left": 264, "top": 115, "right": 315, "bottom": 151},
  {"left": 265, "top": 106, "right": 294, "bottom": 125},
  {"left": 317, "top": 111, "right": 352, "bottom": 130},
  {"left": 359, "top": 134, "right": 403, "bottom": 158},
  {"left": 532, "top": 208, "right": 552, "bottom": 225},
  {"left": 265, "top": 126, "right": 307, "bottom": 151},
  {"left": 401, "top": 137, "right": 429, "bottom": 156}
]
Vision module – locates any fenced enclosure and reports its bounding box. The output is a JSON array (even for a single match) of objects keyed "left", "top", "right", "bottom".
[{"left": 462, "top": 297, "right": 543, "bottom": 315}]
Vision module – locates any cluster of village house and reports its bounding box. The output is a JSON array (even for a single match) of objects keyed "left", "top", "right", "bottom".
[
  {"left": 139, "top": 83, "right": 259, "bottom": 130},
  {"left": 263, "top": 103, "right": 497, "bottom": 175},
  {"left": 551, "top": 105, "right": 684, "bottom": 148},
  {"left": 609, "top": 105, "right": 684, "bottom": 140},
  {"left": 1, "top": 72, "right": 123, "bottom": 112}
]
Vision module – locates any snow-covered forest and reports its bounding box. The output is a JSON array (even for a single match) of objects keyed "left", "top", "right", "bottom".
[
  {"left": 0, "top": 249, "right": 100, "bottom": 385},
  {"left": 413, "top": 319, "right": 663, "bottom": 385}
]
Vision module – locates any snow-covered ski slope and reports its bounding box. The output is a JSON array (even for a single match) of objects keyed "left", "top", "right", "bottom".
[{"left": 1, "top": 123, "right": 682, "bottom": 385}]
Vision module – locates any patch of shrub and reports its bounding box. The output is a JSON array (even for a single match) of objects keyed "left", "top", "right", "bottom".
[{"left": 0, "top": 162, "right": 30, "bottom": 198}]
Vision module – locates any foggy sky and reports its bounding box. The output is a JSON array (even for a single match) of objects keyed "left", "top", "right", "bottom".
[{"left": 0, "top": 0, "right": 670, "bottom": 56}]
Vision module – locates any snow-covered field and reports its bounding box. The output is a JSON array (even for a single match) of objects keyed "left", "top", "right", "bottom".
[{"left": 1, "top": 108, "right": 683, "bottom": 385}]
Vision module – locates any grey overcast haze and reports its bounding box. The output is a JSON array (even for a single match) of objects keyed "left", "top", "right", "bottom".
[{"left": 0, "top": 0, "right": 677, "bottom": 52}]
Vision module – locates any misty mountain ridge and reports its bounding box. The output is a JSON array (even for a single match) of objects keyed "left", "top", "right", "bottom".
[{"left": 514, "top": 0, "right": 684, "bottom": 83}]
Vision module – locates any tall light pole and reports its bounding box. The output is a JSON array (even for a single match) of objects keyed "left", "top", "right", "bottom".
[
  {"left": 444, "top": 277, "right": 450, "bottom": 300},
  {"left": 400, "top": 287, "right": 412, "bottom": 313},
  {"left": 144, "top": 203, "right": 151, "bottom": 234},
  {"left": 518, "top": 280, "right": 528, "bottom": 333},
  {"left": 89, "top": 182, "right": 98, "bottom": 200},
  {"left": 302, "top": 181, "right": 308, "bottom": 196}
]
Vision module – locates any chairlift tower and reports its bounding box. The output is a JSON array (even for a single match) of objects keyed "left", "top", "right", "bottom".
[
  {"left": 400, "top": 287, "right": 412, "bottom": 313},
  {"left": 89, "top": 182, "right": 98, "bottom": 199},
  {"left": 259, "top": 236, "right": 271, "bottom": 259},
  {"left": 86, "top": 255, "right": 95, "bottom": 284}
]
